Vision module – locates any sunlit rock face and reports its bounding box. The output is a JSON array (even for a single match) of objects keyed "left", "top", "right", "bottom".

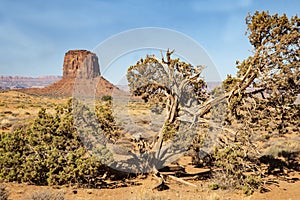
[{"left": 63, "top": 50, "right": 100, "bottom": 79}]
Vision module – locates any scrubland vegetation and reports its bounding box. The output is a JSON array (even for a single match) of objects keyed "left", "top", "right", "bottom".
[{"left": 0, "top": 11, "right": 299, "bottom": 199}]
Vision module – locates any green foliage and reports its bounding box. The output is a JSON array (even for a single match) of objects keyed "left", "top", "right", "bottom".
[
  {"left": 211, "top": 11, "right": 300, "bottom": 194},
  {"left": 213, "top": 143, "right": 262, "bottom": 192},
  {"left": 246, "top": 11, "right": 300, "bottom": 48},
  {"left": 0, "top": 99, "right": 113, "bottom": 187},
  {"left": 0, "top": 103, "right": 6, "bottom": 107},
  {"left": 127, "top": 50, "right": 208, "bottom": 124},
  {"left": 224, "top": 11, "right": 300, "bottom": 129},
  {"left": 208, "top": 183, "right": 219, "bottom": 190},
  {"left": 222, "top": 74, "right": 239, "bottom": 93},
  {"left": 243, "top": 175, "right": 261, "bottom": 195},
  {"left": 101, "top": 95, "right": 112, "bottom": 101},
  {"left": 95, "top": 101, "right": 118, "bottom": 139},
  {"left": 162, "top": 122, "right": 178, "bottom": 140},
  {"left": 244, "top": 11, "right": 299, "bottom": 127},
  {"left": 214, "top": 144, "right": 245, "bottom": 177},
  {"left": 127, "top": 52, "right": 207, "bottom": 103}
]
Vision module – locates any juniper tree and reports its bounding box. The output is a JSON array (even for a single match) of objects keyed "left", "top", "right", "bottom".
[
  {"left": 126, "top": 50, "right": 211, "bottom": 188},
  {"left": 127, "top": 49, "right": 208, "bottom": 124},
  {"left": 214, "top": 11, "right": 300, "bottom": 193},
  {"left": 126, "top": 11, "right": 299, "bottom": 191}
]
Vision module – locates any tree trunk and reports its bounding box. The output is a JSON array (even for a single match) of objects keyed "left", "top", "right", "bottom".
[{"left": 167, "top": 95, "right": 179, "bottom": 124}]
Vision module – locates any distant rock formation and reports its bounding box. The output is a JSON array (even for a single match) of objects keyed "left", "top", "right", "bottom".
[
  {"left": 0, "top": 76, "right": 61, "bottom": 90},
  {"left": 20, "top": 50, "right": 125, "bottom": 98},
  {"left": 63, "top": 50, "right": 100, "bottom": 79}
]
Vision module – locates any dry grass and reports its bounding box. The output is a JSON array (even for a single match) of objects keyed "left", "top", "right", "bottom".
[
  {"left": 0, "top": 91, "right": 67, "bottom": 132},
  {"left": 28, "top": 189, "right": 64, "bottom": 200},
  {"left": 112, "top": 98, "right": 166, "bottom": 138},
  {"left": 0, "top": 185, "right": 8, "bottom": 200}
]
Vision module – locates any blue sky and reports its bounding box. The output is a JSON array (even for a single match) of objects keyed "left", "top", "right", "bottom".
[{"left": 0, "top": 0, "right": 299, "bottom": 84}]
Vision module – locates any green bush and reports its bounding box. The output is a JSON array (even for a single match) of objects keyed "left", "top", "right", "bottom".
[
  {"left": 208, "top": 183, "right": 219, "bottom": 190},
  {"left": 101, "top": 95, "right": 112, "bottom": 101},
  {"left": 0, "top": 99, "right": 114, "bottom": 187},
  {"left": 212, "top": 143, "right": 262, "bottom": 193},
  {"left": 95, "top": 101, "right": 119, "bottom": 139},
  {"left": 162, "top": 122, "right": 178, "bottom": 140},
  {"left": 0, "top": 103, "right": 6, "bottom": 107}
]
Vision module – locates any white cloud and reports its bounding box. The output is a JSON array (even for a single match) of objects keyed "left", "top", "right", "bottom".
[{"left": 0, "top": 0, "right": 117, "bottom": 31}]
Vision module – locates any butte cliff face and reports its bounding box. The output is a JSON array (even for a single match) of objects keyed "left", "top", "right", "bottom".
[
  {"left": 21, "top": 50, "right": 122, "bottom": 98},
  {"left": 63, "top": 50, "right": 100, "bottom": 79}
]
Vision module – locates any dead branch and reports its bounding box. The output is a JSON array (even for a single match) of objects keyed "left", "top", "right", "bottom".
[{"left": 168, "top": 175, "right": 198, "bottom": 187}]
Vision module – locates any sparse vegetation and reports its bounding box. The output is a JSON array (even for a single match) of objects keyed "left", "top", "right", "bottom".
[
  {"left": 29, "top": 190, "right": 64, "bottom": 200},
  {"left": 0, "top": 99, "right": 115, "bottom": 187},
  {"left": 101, "top": 95, "right": 112, "bottom": 101},
  {"left": 0, "top": 103, "right": 6, "bottom": 107},
  {"left": 0, "top": 10, "right": 299, "bottom": 199},
  {"left": 125, "top": 11, "right": 300, "bottom": 193},
  {"left": 0, "top": 185, "right": 8, "bottom": 200},
  {"left": 208, "top": 183, "right": 219, "bottom": 190},
  {"left": 212, "top": 11, "right": 300, "bottom": 192}
]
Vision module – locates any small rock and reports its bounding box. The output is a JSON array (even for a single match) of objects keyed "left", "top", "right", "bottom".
[
  {"left": 15, "top": 189, "right": 24, "bottom": 194},
  {"left": 87, "top": 189, "right": 93, "bottom": 194}
]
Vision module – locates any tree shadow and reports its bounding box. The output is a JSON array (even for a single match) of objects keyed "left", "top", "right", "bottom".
[{"left": 259, "top": 151, "right": 300, "bottom": 175}]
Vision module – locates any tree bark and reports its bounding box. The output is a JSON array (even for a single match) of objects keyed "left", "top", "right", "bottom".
[{"left": 167, "top": 95, "right": 179, "bottom": 123}]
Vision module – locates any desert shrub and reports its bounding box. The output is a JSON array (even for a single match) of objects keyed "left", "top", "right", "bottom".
[
  {"left": 0, "top": 185, "right": 8, "bottom": 200},
  {"left": 11, "top": 113, "right": 19, "bottom": 117},
  {"left": 208, "top": 183, "right": 219, "bottom": 190},
  {"left": 3, "top": 111, "right": 12, "bottom": 115},
  {"left": 101, "top": 95, "right": 112, "bottom": 101},
  {"left": 29, "top": 190, "right": 64, "bottom": 200},
  {"left": 0, "top": 123, "right": 12, "bottom": 130},
  {"left": 191, "top": 123, "right": 211, "bottom": 166},
  {"left": 0, "top": 103, "right": 6, "bottom": 107},
  {"left": 16, "top": 104, "right": 26, "bottom": 109},
  {"left": 29, "top": 104, "right": 42, "bottom": 108},
  {"left": 212, "top": 142, "right": 262, "bottom": 195},
  {"left": 95, "top": 101, "right": 119, "bottom": 139},
  {"left": 162, "top": 122, "right": 178, "bottom": 140},
  {"left": 0, "top": 99, "right": 114, "bottom": 187}
]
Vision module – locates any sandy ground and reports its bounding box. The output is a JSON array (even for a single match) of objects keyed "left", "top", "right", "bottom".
[
  {"left": 3, "top": 171, "right": 300, "bottom": 200},
  {"left": 1, "top": 91, "right": 300, "bottom": 200}
]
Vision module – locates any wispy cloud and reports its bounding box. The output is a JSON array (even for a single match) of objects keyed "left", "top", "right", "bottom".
[
  {"left": 0, "top": 0, "right": 119, "bottom": 76},
  {"left": 0, "top": 0, "right": 117, "bottom": 30},
  {"left": 0, "top": 0, "right": 298, "bottom": 81}
]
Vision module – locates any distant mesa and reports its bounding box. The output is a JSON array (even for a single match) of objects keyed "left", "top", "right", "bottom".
[
  {"left": 0, "top": 75, "right": 61, "bottom": 90},
  {"left": 20, "top": 50, "right": 122, "bottom": 98},
  {"left": 63, "top": 50, "right": 100, "bottom": 79}
]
